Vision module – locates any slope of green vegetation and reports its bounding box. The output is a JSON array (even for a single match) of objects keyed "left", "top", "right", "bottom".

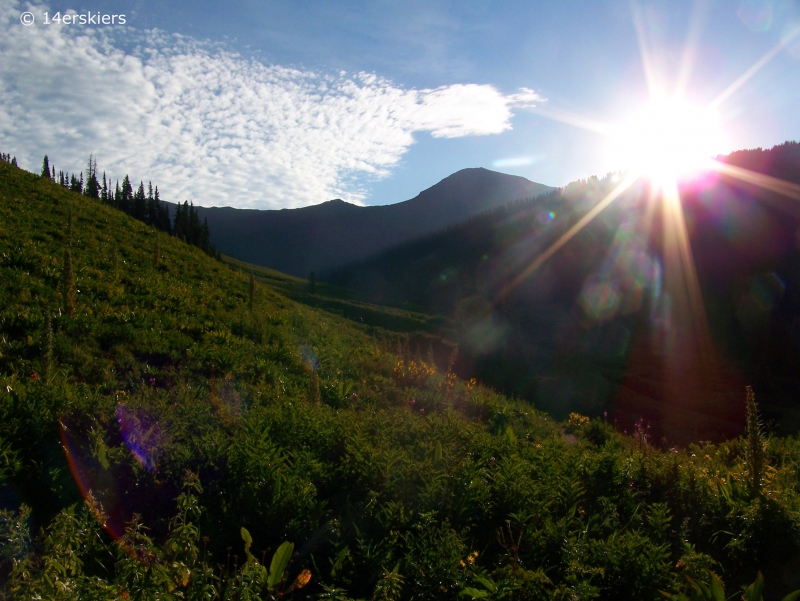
[
  {"left": 2, "top": 160, "right": 800, "bottom": 600},
  {"left": 223, "top": 255, "right": 454, "bottom": 342}
]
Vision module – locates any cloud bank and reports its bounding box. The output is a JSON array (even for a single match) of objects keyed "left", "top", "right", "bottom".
[{"left": 0, "top": 2, "right": 542, "bottom": 208}]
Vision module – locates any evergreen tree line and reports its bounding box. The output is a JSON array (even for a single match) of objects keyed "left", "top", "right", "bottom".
[
  {"left": 1, "top": 152, "right": 18, "bottom": 166},
  {"left": 38, "top": 153, "right": 220, "bottom": 259}
]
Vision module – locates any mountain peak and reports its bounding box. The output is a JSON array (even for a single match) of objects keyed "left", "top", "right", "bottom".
[{"left": 192, "top": 168, "right": 554, "bottom": 276}]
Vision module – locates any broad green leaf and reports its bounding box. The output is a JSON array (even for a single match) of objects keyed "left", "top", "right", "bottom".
[
  {"left": 267, "top": 541, "right": 294, "bottom": 590},
  {"left": 475, "top": 576, "right": 497, "bottom": 592},
  {"left": 709, "top": 572, "right": 726, "bottom": 601},
  {"left": 460, "top": 587, "right": 490, "bottom": 598},
  {"left": 781, "top": 591, "right": 800, "bottom": 601},
  {"left": 743, "top": 572, "right": 764, "bottom": 601}
]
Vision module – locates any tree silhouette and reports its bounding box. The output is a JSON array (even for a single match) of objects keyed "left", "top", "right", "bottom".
[{"left": 41, "top": 155, "right": 51, "bottom": 179}]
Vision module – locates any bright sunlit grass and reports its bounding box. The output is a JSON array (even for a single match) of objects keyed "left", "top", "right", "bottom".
[{"left": 611, "top": 98, "right": 725, "bottom": 184}]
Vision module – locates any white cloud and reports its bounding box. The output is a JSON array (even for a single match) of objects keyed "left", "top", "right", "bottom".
[{"left": 0, "top": 1, "right": 543, "bottom": 209}]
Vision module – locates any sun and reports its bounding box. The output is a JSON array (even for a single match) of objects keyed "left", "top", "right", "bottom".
[{"left": 611, "top": 98, "right": 725, "bottom": 184}]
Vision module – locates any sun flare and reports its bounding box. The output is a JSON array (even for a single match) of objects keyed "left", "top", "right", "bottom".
[{"left": 612, "top": 99, "right": 725, "bottom": 184}]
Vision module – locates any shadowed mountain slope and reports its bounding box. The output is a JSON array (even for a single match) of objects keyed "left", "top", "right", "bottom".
[
  {"left": 329, "top": 143, "right": 800, "bottom": 442},
  {"left": 178, "top": 168, "right": 553, "bottom": 277}
]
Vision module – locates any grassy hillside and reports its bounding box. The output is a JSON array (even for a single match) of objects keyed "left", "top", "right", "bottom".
[{"left": 2, "top": 159, "right": 800, "bottom": 600}]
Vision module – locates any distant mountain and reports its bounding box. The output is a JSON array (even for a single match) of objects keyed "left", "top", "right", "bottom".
[{"left": 171, "top": 168, "right": 553, "bottom": 277}]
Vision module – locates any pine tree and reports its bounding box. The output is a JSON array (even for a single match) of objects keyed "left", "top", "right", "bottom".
[
  {"left": 133, "top": 181, "right": 146, "bottom": 221},
  {"left": 41, "top": 155, "right": 51, "bottom": 179},
  {"left": 52, "top": 165, "right": 55, "bottom": 180},
  {"left": 62, "top": 248, "right": 76, "bottom": 316},
  {"left": 101, "top": 172, "right": 108, "bottom": 203},
  {"left": 84, "top": 154, "right": 99, "bottom": 199},
  {"left": 173, "top": 201, "right": 189, "bottom": 241},
  {"left": 146, "top": 182, "right": 156, "bottom": 226},
  {"left": 119, "top": 175, "right": 133, "bottom": 214},
  {"left": 11, "top": 157, "right": 17, "bottom": 167}
]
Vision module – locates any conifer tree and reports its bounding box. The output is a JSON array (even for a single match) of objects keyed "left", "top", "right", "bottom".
[
  {"left": 146, "top": 182, "right": 156, "bottom": 226},
  {"left": 62, "top": 248, "right": 76, "bottom": 316},
  {"left": 119, "top": 175, "right": 133, "bottom": 214},
  {"left": 11, "top": 157, "right": 17, "bottom": 166},
  {"left": 41, "top": 155, "right": 51, "bottom": 179},
  {"left": 155, "top": 187, "right": 171, "bottom": 234},
  {"left": 101, "top": 172, "right": 108, "bottom": 203},
  {"left": 133, "top": 181, "right": 146, "bottom": 221},
  {"left": 84, "top": 155, "right": 99, "bottom": 199},
  {"left": 52, "top": 165, "right": 55, "bottom": 180}
]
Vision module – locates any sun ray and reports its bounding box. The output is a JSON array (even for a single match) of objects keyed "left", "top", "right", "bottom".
[
  {"left": 660, "top": 181, "right": 713, "bottom": 361},
  {"left": 708, "top": 28, "right": 800, "bottom": 110},
  {"left": 708, "top": 158, "right": 800, "bottom": 202},
  {"left": 631, "top": 1, "right": 662, "bottom": 99},
  {"left": 675, "top": 0, "right": 712, "bottom": 96},
  {"left": 528, "top": 106, "right": 612, "bottom": 136},
  {"left": 496, "top": 174, "right": 638, "bottom": 303}
]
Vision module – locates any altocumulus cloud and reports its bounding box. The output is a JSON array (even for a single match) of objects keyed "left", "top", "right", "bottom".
[{"left": 0, "top": 2, "right": 542, "bottom": 209}]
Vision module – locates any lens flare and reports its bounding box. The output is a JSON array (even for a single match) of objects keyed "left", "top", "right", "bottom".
[
  {"left": 116, "top": 404, "right": 163, "bottom": 473},
  {"left": 611, "top": 99, "right": 724, "bottom": 184}
]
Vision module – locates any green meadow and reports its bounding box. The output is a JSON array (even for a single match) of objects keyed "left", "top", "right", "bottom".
[{"left": 3, "top": 159, "right": 800, "bottom": 600}]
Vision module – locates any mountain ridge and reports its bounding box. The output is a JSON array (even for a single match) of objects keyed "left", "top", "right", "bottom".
[{"left": 174, "top": 167, "right": 554, "bottom": 277}]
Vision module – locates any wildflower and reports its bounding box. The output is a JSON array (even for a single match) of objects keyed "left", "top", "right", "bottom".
[
  {"left": 420, "top": 408, "right": 425, "bottom": 414},
  {"left": 30, "top": 372, "right": 39, "bottom": 381},
  {"left": 352, "top": 392, "right": 358, "bottom": 400}
]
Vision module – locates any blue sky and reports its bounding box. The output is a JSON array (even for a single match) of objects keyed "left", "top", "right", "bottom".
[{"left": 2, "top": 0, "right": 799, "bottom": 208}]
